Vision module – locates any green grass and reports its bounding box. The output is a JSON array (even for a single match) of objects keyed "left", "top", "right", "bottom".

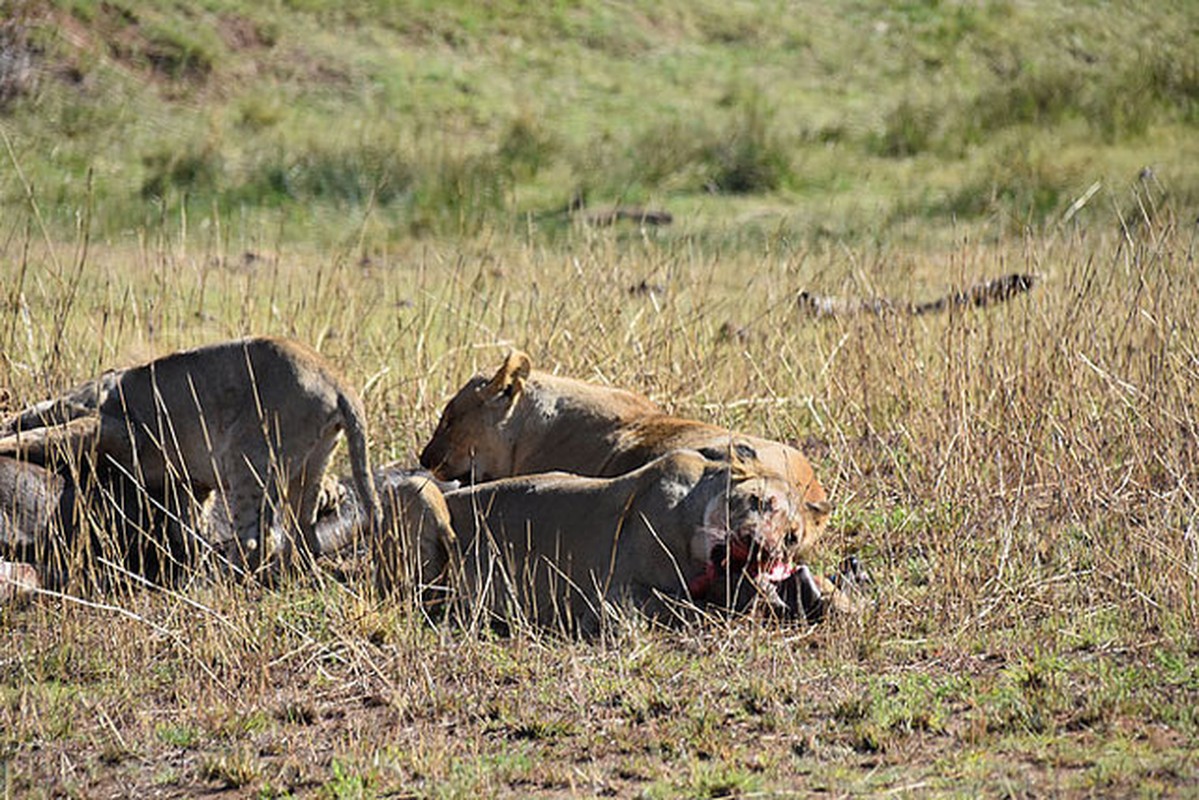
[
  {"left": 1, "top": 0, "right": 1198, "bottom": 796},
  {"left": 2, "top": 0, "right": 1198, "bottom": 245}
]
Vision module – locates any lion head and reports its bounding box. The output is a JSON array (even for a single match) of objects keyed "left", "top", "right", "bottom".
[
  {"left": 419, "top": 352, "right": 531, "bottom": 483},
  {"left": 685, "top": 462, "right": 820, "bottom": 609}
]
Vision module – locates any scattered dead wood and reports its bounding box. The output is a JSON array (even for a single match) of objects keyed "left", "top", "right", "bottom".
[
  {"left": 797, "top": 273, "right": 1038, "bottom": 318},
  {"left": 566, "top": 191, "right": 673, "bottom": 227}
]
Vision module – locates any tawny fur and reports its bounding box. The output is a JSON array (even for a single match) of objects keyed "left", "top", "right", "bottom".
[
  {"left": 0, "top": 337, "right": 380, "bottom": 573},
  {"left": 419, "top": 351, "right": 830, "bottom": 558},
  {"left": 376, "top": 450, "right": 819, "bottom": 632}
]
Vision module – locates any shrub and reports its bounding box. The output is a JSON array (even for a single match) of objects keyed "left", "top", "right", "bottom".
[
  {"left": 625, "top": 117, "right": 708, "bottom": 189},
  {"left": 237, "top": 142, "right": 414, "bottom": 206},
  {"left": 905, "top": 141, "right": 1079, "bottom": 228},
  {"left": 140, "top": 140, "right": 223, "bottom": 199},
  {"left": 141, "top": 22, "right": 218, "bottom": 80},
  {"left": 871, "top": 96, "right": 941, "bottom": 158},
  {"left": 700, "top": 92, "right": 793, "bottom": 194},
  {"left": 1090, "top": 48, "right": 1199, "bottom": 135},
  {"left": 407, "top": 149, "right": 510, "bottom": 236},
  {"left": 233, "top": 137, "right": 511, "bottom": 235},
  {"left": 962, "top": 63, "right": 1084, "bottom": 142},
  {"left": 496, "top": 113, "right": 557, "bottom": 180}
]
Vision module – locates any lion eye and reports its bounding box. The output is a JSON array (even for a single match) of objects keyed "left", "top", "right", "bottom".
[{"left": 747, "top": 495, "right": 775, "bottom": 514}]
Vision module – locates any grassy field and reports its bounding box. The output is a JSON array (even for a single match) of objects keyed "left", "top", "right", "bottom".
[
  {"left": 3, "top": 1, "right": 1199, "bottom": 797},
  {"left": 3, "top": 0, "right": 1198, "bottom": 245}
]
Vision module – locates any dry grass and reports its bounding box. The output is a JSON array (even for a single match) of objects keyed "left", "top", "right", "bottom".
[{"left": 1, "top": 192, "right": 1197, "bottom": 796}]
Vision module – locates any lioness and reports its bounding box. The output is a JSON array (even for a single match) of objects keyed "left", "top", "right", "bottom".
[
  {"left": 419, "top": 351, "right": 830, "bottom": 556},
  {"left": 0, "top": 337, "right": 380, "bottom": 573},
  {"left": 0, "top": 455, "right": 206, "bottom": 600},
  {"left": 375, "top": 449, "right": 838, "bottom": 633}
]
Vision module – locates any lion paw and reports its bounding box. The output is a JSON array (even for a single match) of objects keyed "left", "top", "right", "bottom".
[
  {"left": 316, "top": 473, "right": 349, "bottom": 514},
  {"left": 0, "top": 561, "right": 41, "bottom": 604}
]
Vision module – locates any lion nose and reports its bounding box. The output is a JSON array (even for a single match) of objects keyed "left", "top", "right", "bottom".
[{"left": 418, "top": 443, "right": 435, "bottom": 468}]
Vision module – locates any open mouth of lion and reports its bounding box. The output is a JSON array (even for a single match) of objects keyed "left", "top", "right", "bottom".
[
  {"left": 722, "top": 539, "right": 797, "bottom": 583},
  {"left": 689, "top": 537, "right": 798, "bottom": 604}
]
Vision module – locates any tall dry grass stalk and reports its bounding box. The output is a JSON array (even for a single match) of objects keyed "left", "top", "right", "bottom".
[{"left": 1, "top": 185, "right": 1196, "bottom": 793}]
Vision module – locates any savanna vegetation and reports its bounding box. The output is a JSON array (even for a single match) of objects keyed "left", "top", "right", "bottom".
[{"left": 1, "top": 0, "right": 1197, "bottom": 796}]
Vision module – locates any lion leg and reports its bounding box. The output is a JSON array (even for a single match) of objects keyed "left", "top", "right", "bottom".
[
  {"left": 0, "top": 416, "right": 103, "bottom": 465},
  {"left": 371, "top": 475, "right": 455, "bottom": 610},
  {"left": 230, "top": 495, "right": 284, "bottom": 576},
  {"left": 831, "top": 554, "right": 872, "bottom": 591},
  {"left": 824, "top": 555, "right": 873, "bottom": 616},
  {"left": 208, "top": 458, "right": 279, "bottom": 575},
  {"left": 315, "top": 472, "right": 348, "bottom": 515},
  {"left": 309, "top": 476, "right": 360, "bottom": 556},
  {"left": 1, "top": 396, "right": 98, "bottom": 437},
  {"left": 290, "top": 442, "right": 339, "bottom": 562},
  {"left": 212, "top": 434, "right": 339, "bottom": 577},
  {"left": 621, "top": 585, "right": 693, "bottom": 629}
]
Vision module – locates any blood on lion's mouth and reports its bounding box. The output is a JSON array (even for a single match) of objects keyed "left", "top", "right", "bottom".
[
  {"left": 688, "top": 539, "right": 797, "bottom": 600},
  {"left": 724, "top": 539, "right": 796, "bottom": 583},
  {"left": 757, "top": 561, "right": 797, "bottom": 583}
]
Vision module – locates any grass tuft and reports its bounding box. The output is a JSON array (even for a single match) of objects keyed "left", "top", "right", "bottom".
[{"left": 701, "top": 89, "right": 793, "bottom": 194}]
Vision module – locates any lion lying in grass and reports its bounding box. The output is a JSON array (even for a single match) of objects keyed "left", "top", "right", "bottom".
[
  {"left": 0, "top": 454, "right": 207, "bottom": 601},
  {"left": 0, "top": 337, "right": 380, "bottom": 574},
  {"left": 364, "top": 450, "right": 859, "bottom": 633},
  {"left": 419, "top": 351, "right": 831, "bottom": 559}
]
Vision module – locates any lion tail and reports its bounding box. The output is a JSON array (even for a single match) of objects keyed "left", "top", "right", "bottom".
[{"left": 337, "top": 391, "right": 382, "bottom": 537}]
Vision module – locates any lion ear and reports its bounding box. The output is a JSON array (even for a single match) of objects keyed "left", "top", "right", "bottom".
[
  {"left": 726, "top": 440, "right": 759, "bottom": 481},
  {"left": 484, "top": 350, "right": 531, "bottom": 404},
  {"left": 806, "top": 499, "right": 832, "bottom": 521}
]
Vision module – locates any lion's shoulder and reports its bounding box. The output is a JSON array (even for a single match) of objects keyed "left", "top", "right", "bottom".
[{"left": 528, "top": 371, "right": 660, "bottom": 419}]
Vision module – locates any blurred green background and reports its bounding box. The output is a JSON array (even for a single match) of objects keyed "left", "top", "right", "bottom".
[{"left": 2, "top": 0, "right": 1195, "bottom": 248}]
